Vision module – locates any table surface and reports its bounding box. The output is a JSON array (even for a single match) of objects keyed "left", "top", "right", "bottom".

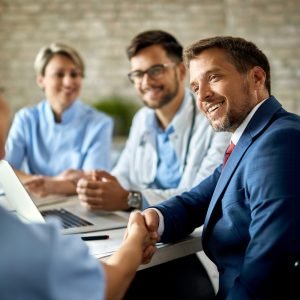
[
  {"left": 34, "top": 195, "right": 204, "bottom": 271},
  {"left": 82, "top": 226, "right": 203, "bottom": 270}
]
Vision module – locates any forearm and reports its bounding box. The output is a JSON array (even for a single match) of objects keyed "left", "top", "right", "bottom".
[
  {"left": 15, "top": 169, "right": 77, "bottom": 195},
  {"left": 102, "top": 238, "right": 143, "bottom": 300},
  {"left": 24, "top": 175, "right": 77, "bottom": 197},
  {"left": 14, "top": 169, "right": 36, "bottom": 182}
]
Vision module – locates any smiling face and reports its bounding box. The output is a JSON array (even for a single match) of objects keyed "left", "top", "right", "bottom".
[
  {"left": 130, "top": 44, "right": 185, "bottom": 110},
  {"left": 189, "top": 48, "right": 267, "bottom": 132},
  {"left": 36, "top": 54, "right": 83, "bottom": 117}
]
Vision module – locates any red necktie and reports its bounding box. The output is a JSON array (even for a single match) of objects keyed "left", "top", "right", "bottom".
[{"left": 223, "top": 141, "right": 235, "bottom": 167}]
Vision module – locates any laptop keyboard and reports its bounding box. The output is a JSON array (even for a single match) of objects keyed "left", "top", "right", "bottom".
[{"left": 41, "top": 208, "right": 93, "bottom": 229}]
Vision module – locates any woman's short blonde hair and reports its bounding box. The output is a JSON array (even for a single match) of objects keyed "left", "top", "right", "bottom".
[{"left": 34, "top": 43, "right": 85, "bottom": 76}]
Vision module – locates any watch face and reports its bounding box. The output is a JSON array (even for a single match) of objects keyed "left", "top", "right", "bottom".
[{"left": 128, "top": 192, "right": 142, "bottom": 208}]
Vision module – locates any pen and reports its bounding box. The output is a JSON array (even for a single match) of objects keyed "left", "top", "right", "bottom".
[{"left": 81, "top": 235, "right": 109, "bottom": 241}]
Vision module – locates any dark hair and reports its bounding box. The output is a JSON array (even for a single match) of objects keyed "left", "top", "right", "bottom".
[
  {"left": 126, "top": 30, "right": 183, "bottom": 63},
  {"left": 183, "top": 36, "right": 271, "bottom": 93}
]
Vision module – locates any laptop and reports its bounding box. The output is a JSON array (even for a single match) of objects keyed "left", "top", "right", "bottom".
[{"left": 0, "top": 160, "right": 129, "bottom": 234}]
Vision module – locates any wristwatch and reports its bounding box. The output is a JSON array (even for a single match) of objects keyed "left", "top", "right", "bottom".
[{"left": 127, "top": 191, "right": 142, "bottom": 209}]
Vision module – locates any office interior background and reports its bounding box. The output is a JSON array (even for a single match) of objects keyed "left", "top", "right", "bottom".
[
  {"left": 0, "top": 0, "right": 299, "bottom": 116},
  {"left": 0, "top": 0, "right": 299, "bottom": 292}
]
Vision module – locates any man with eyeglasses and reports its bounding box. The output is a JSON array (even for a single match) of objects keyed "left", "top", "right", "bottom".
[{"left": 77, "top": 30, "right": 231, "bottom": 299}]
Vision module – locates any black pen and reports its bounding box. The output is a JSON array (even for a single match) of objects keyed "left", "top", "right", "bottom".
[{"left": 81, "top": 235, "right": 109, "bottom": 241}]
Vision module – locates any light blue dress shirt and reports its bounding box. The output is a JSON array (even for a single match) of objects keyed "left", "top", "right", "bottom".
[
  {"left": 0, "top": 206, "right": 105, "bottom": 300},
  {"left": 152, "top": 124, "right": 181, "bottom": 189},
  {"left": 149, "top": 92, "right": 189, "bottom": 189},
  {"left": 5, "top": 100, "right": 113, "bottom": 175}
]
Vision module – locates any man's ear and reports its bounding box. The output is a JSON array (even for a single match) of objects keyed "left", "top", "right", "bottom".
[
  {"left": 36, "top": 75, "right": 44, "bottom": 89},
  {"left": 252, "top": 66, "right": 266, "bottom": 89},
  {"left": 178, "top": 62, "right": 186, "bottom": 80}
]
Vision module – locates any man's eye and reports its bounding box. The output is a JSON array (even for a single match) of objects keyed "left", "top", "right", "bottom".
[
  {"left": 209, "top": 74, "right": 219, "bottom": 81},
  {"left": 191, "top": 85, "right": 199, "bottom": 94},
  {"left": 149, "top": 66, "right": 163, "bottom": 76},
  {"left": 132, "top": 71, "right": 143, "bottom": 78}
]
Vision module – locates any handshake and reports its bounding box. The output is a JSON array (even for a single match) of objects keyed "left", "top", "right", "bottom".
[{"left": 122, "top": 209, "right": 161, "bottom": 265}]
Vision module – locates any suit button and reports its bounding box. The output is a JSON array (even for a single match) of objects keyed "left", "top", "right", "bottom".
[{"left": 294, "top": 260, "right": 300, "bottom": 269}]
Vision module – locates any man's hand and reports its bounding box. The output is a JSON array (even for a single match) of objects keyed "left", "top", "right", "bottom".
[
  {"left": 142, "top": 208, "right": 160, "bottom": 245},
  {"left": 76, "top": 170, "right": 130, "bottom": 211},
  {"left": 123, "top": 210, "right": 158, "bottom": 264}
]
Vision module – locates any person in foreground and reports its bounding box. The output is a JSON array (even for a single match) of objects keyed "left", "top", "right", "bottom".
[
  {"left": 5, "top": 43, "right": 113, "bottom": 198},
  {"left": 0, "top": 93, "right": 156, "bottom": 300},
  {"left": 0, "top": 208, "right": 155, "bottom": 300},
  {"left": 142, "top": 36, "right": 300, "bottom": 299},
  {"left": 78, "top": 30, "right": 230, "bottom": 299}
]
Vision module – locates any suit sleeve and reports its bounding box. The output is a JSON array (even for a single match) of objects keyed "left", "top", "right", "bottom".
[{"left": 154, "top": 166, "right": 221, "bottom": 243}]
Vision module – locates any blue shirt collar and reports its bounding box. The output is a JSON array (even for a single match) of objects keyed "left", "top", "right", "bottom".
[
  {"left": 146, "top": 88, "right": 190, "bottom": 135},
  {"left": 44, "top": 100, "right": 80, "bottom": 125}
]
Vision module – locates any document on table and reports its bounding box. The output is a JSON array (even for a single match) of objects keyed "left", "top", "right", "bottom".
[
  {"left": 84, "top": 232, "right": 124, "bottom": 259},
  {"left": 84, "top": 230, "right": 165, "bottom": 260},
  {"left": 86, "top": 240, "right": 121, "bottom": 258}
]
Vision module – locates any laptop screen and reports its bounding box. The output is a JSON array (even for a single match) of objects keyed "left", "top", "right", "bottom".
[{"left": 0, "top": 160, "right": 45, "bottom": 223}]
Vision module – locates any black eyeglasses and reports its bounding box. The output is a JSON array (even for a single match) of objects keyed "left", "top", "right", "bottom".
[{"left": 128, "top": 63, "right": 176, "bottom": 84}]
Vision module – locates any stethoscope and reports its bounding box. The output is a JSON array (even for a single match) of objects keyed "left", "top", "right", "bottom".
[
  {"left": 139, "top": 93, "right": 196, "bottom": 174},
  {"left": 182, "top": 93, "right": 196, "bottom": 172}
]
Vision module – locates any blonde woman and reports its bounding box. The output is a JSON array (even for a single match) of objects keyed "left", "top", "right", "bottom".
[{"left": 5, "top": 43, "right": 113, "bottom": 197}]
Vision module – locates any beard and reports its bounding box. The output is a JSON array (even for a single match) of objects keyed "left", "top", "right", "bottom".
[
  {"left": 141, "top": 72, "right": 180, "bottom": 110},
  {"left": 210, "top": 81, "right": 254, "bottom": 132}
]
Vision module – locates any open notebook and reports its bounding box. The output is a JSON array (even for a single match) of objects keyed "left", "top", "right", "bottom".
[{"left": 0, "top": 160, "right": 129, "bottom": 234}]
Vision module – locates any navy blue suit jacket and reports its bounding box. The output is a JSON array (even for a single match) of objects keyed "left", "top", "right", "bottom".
[{"left": 154, "top": 96, "right": 300, "bottom": 299}]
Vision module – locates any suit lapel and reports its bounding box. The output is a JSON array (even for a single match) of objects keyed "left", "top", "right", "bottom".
[
  {"left": 203, "top": 96, "right": 283, "bottom": 232},
  {"left": 203, "top": 133, "right": 252, "bottom": 229}
]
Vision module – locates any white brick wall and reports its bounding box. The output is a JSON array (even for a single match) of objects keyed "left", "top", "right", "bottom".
[{"left": 0, "top": 0, "right": 299, "bottom": 114}]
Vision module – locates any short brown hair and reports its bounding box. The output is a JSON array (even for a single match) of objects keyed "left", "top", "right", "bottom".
[
  {"left": 183, "top": 36, "right": 271, "bottom": 93},
  {"left": 126, "top": 30, "right": 183, "bottom": 63}
]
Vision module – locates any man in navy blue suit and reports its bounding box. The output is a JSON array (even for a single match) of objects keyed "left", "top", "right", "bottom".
[{"left": 143, "top": 36, "right": 300, "bottom": 299}]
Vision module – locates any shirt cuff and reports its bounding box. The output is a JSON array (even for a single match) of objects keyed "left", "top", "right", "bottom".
[{"left": 148, "top": 208, "right": 164, "bottom": 236}]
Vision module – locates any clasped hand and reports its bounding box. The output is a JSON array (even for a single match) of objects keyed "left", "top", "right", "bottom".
[
  {"left": 124, "top": 209, "right": 160, "bottom": 264},
  {"left": 77, "top": 170, "right": 130, "bottom": 211},
  {"left": 24, "top": 169, "right": 85, "bottom": 197}
]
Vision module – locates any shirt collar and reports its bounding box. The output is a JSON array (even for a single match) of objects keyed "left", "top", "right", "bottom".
[
  {"left": 44, "top": 99, "right": 79, "bottom": 125},
  {"left": 231, "top": 98, "right": 268, "bottom": 145},
  {"left": 147, "top": 88, "right": 190, "bottom": 134}
]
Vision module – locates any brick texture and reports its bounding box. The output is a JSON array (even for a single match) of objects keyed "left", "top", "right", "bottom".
[{"left": 0, "top": 0, "right": 299, "bottom": 114}]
